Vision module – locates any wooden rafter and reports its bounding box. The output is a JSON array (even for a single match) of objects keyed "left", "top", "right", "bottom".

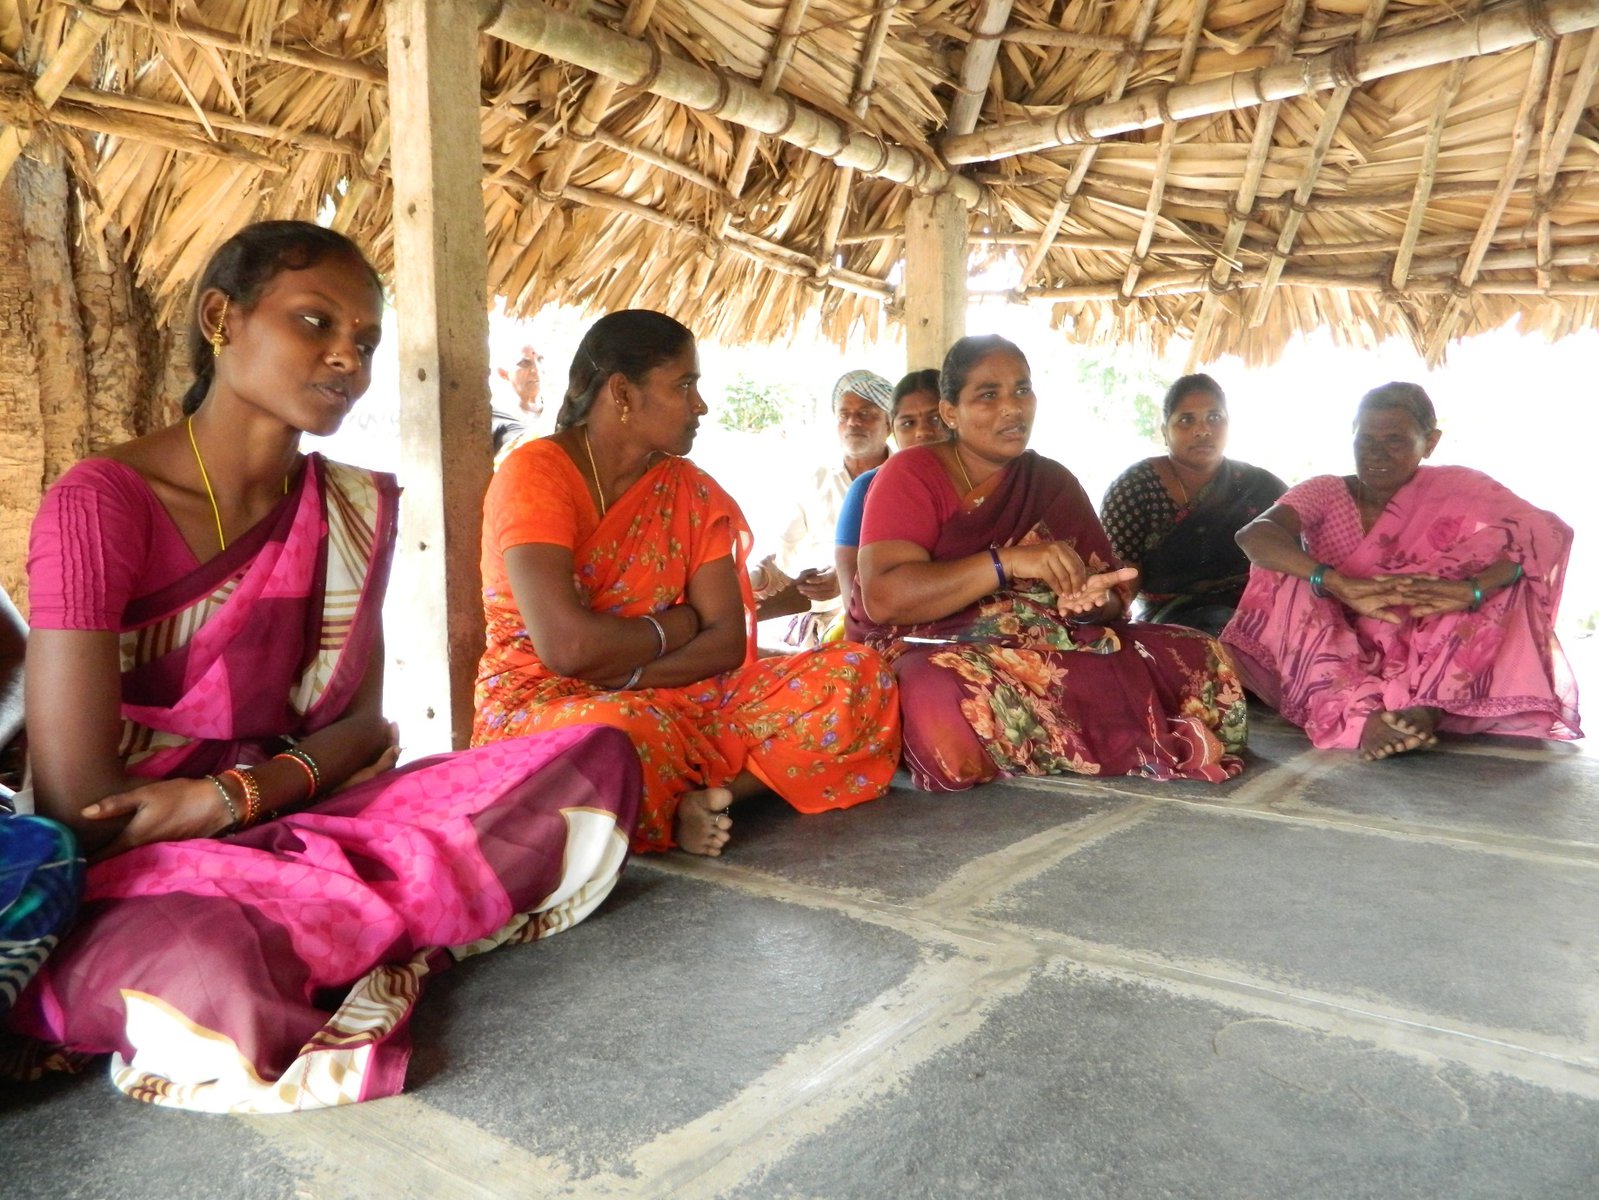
[
  {"left": 948, "top": 0, "right": 1015, "bottom": 138},
  {"left": 1013, "top": 0, "right": 1160, "bottom": 297},
  {"left": 1423, "top": 37, "right": 1558, "bottom": 357},
  {"left": 0, "top": 0, "right": 124, "bottom": 186},
  {"left": 1244, "top": 0, "right": 1391, "bottom": 328},
  {"left": 1121, "top": 1, "right": 1207, "bottom": 300},
  {"left": 482, "top": 0, "right": 984, "bottom": 205},
  {"left": 942, "top": 0, "right": 1599, "bottom": 164},
  {"left": 1188, "top": 0, "right": 1308, "bottom": 364}
]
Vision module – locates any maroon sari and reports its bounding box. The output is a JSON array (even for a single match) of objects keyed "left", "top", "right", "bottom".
[{"left": 850, "top": 448, "right": 1247, "bottom": 791}]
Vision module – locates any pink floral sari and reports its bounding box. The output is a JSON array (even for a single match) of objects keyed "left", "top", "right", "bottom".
[
  {"left": 6, "top": 456, "right": 640, "bottom": 1111},
  {"left": 1221, "top": 465, "right": 1581, "bottom": 749}
]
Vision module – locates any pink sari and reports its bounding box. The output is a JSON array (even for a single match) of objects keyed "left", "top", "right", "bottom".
[
  {"left": 1221, "top": 466, "right": 1581, "bottom": 749},
  {"left": 6, "top": 456, "right": 640, "bottom": 1111}
]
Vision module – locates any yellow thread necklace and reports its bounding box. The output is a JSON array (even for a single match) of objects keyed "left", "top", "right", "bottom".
[
  {"left": 581, "top": 425, "right": 608, "bottom": 517},
  {"left": 187, "top": 416, "right": 288, "bottom": 552}
]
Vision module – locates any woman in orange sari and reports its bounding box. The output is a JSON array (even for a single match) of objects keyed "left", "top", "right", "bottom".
[{"left": 474, "top": 310, "right": 900, "bottom": 856}]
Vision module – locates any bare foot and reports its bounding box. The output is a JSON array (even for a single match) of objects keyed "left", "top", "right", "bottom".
[
  {"left": 1358, "top": 707, "right": 1441, "bottom": 761},
  {"left": 674, "top": 787, "right": 734, "bottom": 856}
]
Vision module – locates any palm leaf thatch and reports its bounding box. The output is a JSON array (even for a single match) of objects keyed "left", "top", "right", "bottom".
[{"left": 4, "top": 0, "right": 1598, "bottom": 363}]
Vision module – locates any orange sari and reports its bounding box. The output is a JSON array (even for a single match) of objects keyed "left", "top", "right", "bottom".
[{"left": 473, "top": 440, "right": 900, "bottom": 852}]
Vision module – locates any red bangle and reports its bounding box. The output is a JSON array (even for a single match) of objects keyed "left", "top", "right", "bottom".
[
  {"left": 221, "top": 768, "right": 262, "bottom": 828},
  {"left": 273, "top": 748, "right": 320, "bottom": 801}
]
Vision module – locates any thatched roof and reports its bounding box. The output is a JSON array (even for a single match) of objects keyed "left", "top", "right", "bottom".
[{"left": 6, "top": 0, "right": 1599, "bottom": 364}]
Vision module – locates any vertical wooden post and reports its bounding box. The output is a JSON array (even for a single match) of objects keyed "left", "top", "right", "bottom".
[
  {"left": 384, "top": 0, "right": 491, "bottom": 752},
  {"left": 903, "top": 192, "right": 969, "bottom": 371}
]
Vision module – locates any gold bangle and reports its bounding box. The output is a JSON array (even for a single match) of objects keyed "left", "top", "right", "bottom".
[
  {"left": 221, "top": 768, "right": 263, "bottom": 828},
  {"left": 205, "top": 774, "right": 241, "bottom": 831}
]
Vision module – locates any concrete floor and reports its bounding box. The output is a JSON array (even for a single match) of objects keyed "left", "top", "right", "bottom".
[{"left": 4, "top": 705, "right": 1598, "bottom": 1199}]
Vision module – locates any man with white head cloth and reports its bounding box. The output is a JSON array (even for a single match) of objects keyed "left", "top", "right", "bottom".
[{"left": 752, "top": 370, "right": 894, "bottom": 649}]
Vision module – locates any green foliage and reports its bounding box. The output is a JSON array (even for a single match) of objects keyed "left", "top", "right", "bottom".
[
  {"left": 1072, "top": 354, "right": 1167, "bottom": 442},
  {"left": 716, "top": 371, "right": 796, "bottom": 433}
]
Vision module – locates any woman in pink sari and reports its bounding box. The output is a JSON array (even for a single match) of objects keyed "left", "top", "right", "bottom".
[
  {"left": 4, "top": 222, "right": 639, "bottom": 1111},
  {"left": 1222, "top": 382, "right": 1580, "bottom": 759},
  {"left": 851, "top": 335, "right": 1248, "bottom": 792}
]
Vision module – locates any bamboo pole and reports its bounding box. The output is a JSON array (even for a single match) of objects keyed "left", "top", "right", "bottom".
[
  {"left": 1245, "top": 0, "right": 1391, "bottom": 328},
  {"left": 60, "top": 0, "right": 387, "bottom": 84},
  {"left": 487, "top": 173, "right": 894, "bottom": 299},
  {"left": 1535, "top": 31, "right": 1599, "bottom": 288},
  {"left": 1424, "top": 38, "right": 1556, "bottom": 358},
  {"left": 1390, "top": 56, "right": 1470, "bottom": 289},
  {"left": 942, "top": 0, "right": 1599, "bottom": 164},
  {"left": 481, "top": 0, "right": 985, "bottom": 206},
  {"left": 535, "top": 0, "right": 658, "bottom": 201},
  {"left": 1019, "top": 266, "right": 1599, "bottom": 301},
  {"left": 1014, "top": 0, "right": 1160, "bottom": 295},
  {"left": 1189, "top": 0, "right": 1308, "bottom": 364},
  {"left": 714, "top": 0, "right": 812, "bottom": 240},
  {"left": 0, "top": 0, "right": 124, "bottom": 187},
  {"left": 948, "top": 0, "right": 1016, "bottom": 137},
  {"left": 0, "top": 95, "right": 289, "bottom": 171},
  {"left": 1121, "top": 1, "right": 1207, "bottom": 300}
]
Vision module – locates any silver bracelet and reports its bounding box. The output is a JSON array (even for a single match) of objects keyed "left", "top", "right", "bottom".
[
  {"left": 619, "top": 664, "right": 645, "bottom": 689},
  {"left": 643, "top": 613, "right": 667, "bottom": 659}
]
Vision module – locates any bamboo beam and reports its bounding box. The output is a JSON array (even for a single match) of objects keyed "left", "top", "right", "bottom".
[
  {"left": 61, "top": 0, "right": 387, "bottom": 84},
  {"left": 1535, "top": 30, "right": 1599, "bottom": 288},
  {"left": 0, "top": 0, "right": 124, "bottom": 186},
  {"left": 0, "top": 95, "right": 289, "bottom": 171},
  {"left": 716, "top": 0, "right": 811, "bottom": 229},
  {"left": 481, "top": 0, "right": 985, "bottom": 206},
  {"left": 1189, "top": 0, "right": 1308, "bottom": 364},
  {"left": 1122, "top": 1, "right": 1208, "bottom": 300},
  {"left": 1013, "top": 0, "right": 1160, "bottom": 296},
  {"left": 948, "top": 0, "right": 1016, "bottom": 137},
  {"left": 1017, "top": 265, "right": 1599, "bottom": 301},
  {"left": 535, "top": 0, "right": 657, "bottom": 201},
  {"left": 942, "top": 0, "right": 1599, "bottom": 164},
  {"left": 1424, "top": 38, "right": 1556, "bottom": 358},
  {"left": 1245, "top": 0, "right": 1391, "bottom": 328},
  {"left": 487, "top": 172, "right": 893, "bottom": 299},
  {"left": 1390, "top": 57, "right": 1469, "bottom": 289}
]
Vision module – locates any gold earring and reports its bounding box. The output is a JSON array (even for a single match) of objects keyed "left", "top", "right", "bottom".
[
  {"left": 618, "top": 404, "right": 630, "bottom": 425},
  {"left": 209, "top": 296, "right": 230, "bottom": 359}
]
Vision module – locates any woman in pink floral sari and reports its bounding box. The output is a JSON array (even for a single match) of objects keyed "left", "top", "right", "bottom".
[
  {"left": 850, "top": 335, "right": 1248, "bottom": 792},
  {"left": 1222, "top": 382, "right": 1580, "bottom": 760},
  {"left": 5, "top": 222, "right": 639, "bottom": 1111}
]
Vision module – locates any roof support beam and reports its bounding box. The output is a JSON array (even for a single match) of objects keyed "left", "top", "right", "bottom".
[
  {"left": 385, "top": 0, "right": 493, "bottom": 753},
  {"left": 948, "top": 0, "right": 1015, "bottom": 137},
  {"left": 479, "top": 0, "right": 984, "bottom": 206},
  {"left": 0, "top": 0, "right": 124, "bottom": 188},
  {"left": 942, "top": 0, "right": 1599, "bottom": 165},
  {"left": 904, "top": 192, "right": 968, "bottom": 370}
]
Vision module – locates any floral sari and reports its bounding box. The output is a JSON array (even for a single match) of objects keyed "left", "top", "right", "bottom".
[
  {"left": 474, "top": 441, "right": 899, "bottom": 853},
  {"left": 850, "top": 447, "right": 1247, "bottom": 792},
  {"left": 1221, "top": 466, "right": 1581, "bottom": 749},
  {"left": 5, "top": 455, "right": 639, "bottom": 1111}
]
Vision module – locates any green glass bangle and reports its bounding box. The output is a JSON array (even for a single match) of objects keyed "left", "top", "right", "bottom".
[
  {"left": 1469, "top": 579, "right": 1484, "bottom": 611},
  {"left": 1308, "top": 563, "right": 1331, "bottom": 598},
  {"left": 205, "top": 773, "right": 241, "bottom": 831}
]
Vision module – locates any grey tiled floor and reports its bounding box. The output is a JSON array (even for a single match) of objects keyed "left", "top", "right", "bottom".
[{"left": 4, "top": 706, "right": 1598, "bottom": 1199}]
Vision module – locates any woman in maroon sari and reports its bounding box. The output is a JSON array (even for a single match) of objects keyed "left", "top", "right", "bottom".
[
  {"left": 850, "top": 336, "right": 1248, "bottom": 792},
  {"left": 6, "top": 222, "right": 639, "bottom": 1111}
]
